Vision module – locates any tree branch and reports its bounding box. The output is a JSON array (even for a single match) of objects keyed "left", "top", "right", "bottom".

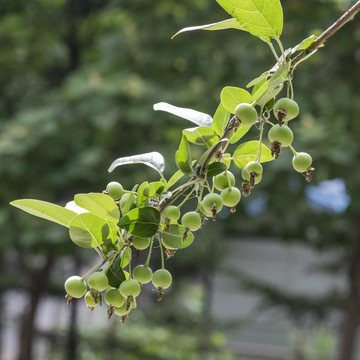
[{"left": 290, "top": 0, "right": 360, "bottom": 74}]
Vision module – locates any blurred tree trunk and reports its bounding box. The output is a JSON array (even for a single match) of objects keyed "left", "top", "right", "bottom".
[
  {"left": 17, "top": 253, "right": 54, "bottom": 360},
  {"left": 338, "top": 219, "right": 360, "bottom": 360}
]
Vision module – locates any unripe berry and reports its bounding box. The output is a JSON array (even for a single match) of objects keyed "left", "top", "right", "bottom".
[
  {"left": 181, "top": 211, "right": 201, "bottom": 231},
  {"left": 119, "top": 279, "right": 141, "bottom": 298},
  {"left": 213, "top": 171, "right": 235, "bottom": 191},
  {"left": 235, "top": 103, "right": 258, "bottom": 126},
  {"left": 132, "top": 236, "right": 150, "bottom": 250},
  {"left": 244, "top": 161, "right": 263, "bottom": 177},
  {"left": 164, "top": 205, "right": 180, "bottom": 221},
  {"left": 220, "top": 187, "right": 241, "bottom": 207},
  {"left": 268, "top": 125, "right": 294, "bottom": 147},
  {"left": 64, "top": 276, "right": 87, "bottom": 298},
  {"left": 114, "top": 302, "right": 131, "bottom": 316},
  {"left": 292, "top": 152, "right": 312, "bottom": 172},
  {"left": 133, "top": 265, "right": 153, "bottom": 284},
  {"left": 201, "top": 193, "right": 223, "bottom": 213},
  {"left": 152, "top": 269, "right": 172, "bottom": 289},
  {"left": 274, "top": 98, "right": 299, "bottom": 121},
  {"left": 85, "top": 291, "right": 99, "bottom": 308},
  {"left": 105, "top": 289, "right": 126, "bottom": 307},
  {"left": 106, "top": 181, "right": 124, "bottom": 200},
  {"left": 88, "top": 270, "right": 109, "bottom": 292},
  {"left": 241, "top": 167, "right": 262, "bottom": 184}
]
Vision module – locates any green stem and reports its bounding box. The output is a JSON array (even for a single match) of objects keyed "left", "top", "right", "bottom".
[
  {"left": 276, "top": 38, "right": 287, "bottom": 65},
  {"left": 144, "top": 236, "right": 154, "bottom": 267},
  {"left": 94, "top": 246, "right": 106, "bottom": 260},
  {"left": 289, "top": 145, "right": 297, "bottom": 156},
  {"left": 256, "top": 120, "right": 265, "bottom": 162},
  {"left": 268, "top": 41, "right": 282, "bottom": 66},
  {"left": 81, "top": 258, "right": 108, "bottom": 280},
  {"left": 158, "top": 235, "right": 165, "bottom": 269},
  {"left": 225, "top": 170, "right": 232, "bottom": 188},
  {"left": 177, "top": 186, "right": 196, "bottom": 209}
]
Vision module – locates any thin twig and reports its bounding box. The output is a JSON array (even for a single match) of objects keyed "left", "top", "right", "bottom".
[{"left": 290, "top": 0, "right": 360, "bottom": 74}]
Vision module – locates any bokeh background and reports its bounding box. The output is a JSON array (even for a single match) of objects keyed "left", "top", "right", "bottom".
[{"left": 1, "top": 0, "right": 360, "bottom": 359}]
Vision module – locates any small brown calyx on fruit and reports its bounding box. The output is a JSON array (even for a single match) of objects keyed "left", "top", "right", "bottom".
[
  {"left": 166, "top": 249, "right": 176, "bottom": 259},
  {"left": 271, "top": 141, "right": 281, "bottom": 159},
  {"left": 305, "top": 167, "right": 315, "bottom": 182},
  {"left": 242, "top": 182, "right": 251, "bottom": 197}
]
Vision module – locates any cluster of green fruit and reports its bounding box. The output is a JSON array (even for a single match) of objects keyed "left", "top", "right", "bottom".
[
  {"left": 64, "top": 265, "right": 172, "bottom": 322},
  {"left": 235, "top": 97, "right": 314, "bottom": 187}
]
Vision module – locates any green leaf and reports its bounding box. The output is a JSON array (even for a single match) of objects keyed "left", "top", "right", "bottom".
[
  {"left": 296, "top": 34, "right": 317, "bottom": 50},
  {"left": 146, "top": 182, "right": 165, "bottom": 197},
  {"left": 212, "top": 103, "right": 230, "bottom": 136},
  {"left": 216, "top": 0, "right": 283, "bottom": 39},
  {"left": 10, "top": 199, "right": 77, "bottom": 228},
  {"left": 120, "top": 247, "right": 132, "bottom": 268},
  {"left": 74, "top": 193, "right": 120, "bottom": 222},
  {"left": 153, "top": 102, "right": 212, "bottom": 127},
  {"left": 182, "top": 127, "right": 218, "bottom": 146},
  {"left": 207, "top": 162, "right": 227, "bottom": 178},
  {"left": 220, "top": 86, "right": 252, "bottom": 113},
  {"left": 172, "top": 18, "right": 247, "bottom": 38},
  {"left": 118, "top": 207, "right": 160, "bottom": 238},
  {"left": 233, "top": 140, "right": 274, "bottom": 168},
  {"left": 175, "top": 135, "right": 193, "bottom": 174},
  {"left": 228, "top": 124, "right": 252, "bottom": 144},
  {"left": 198, "top": 139, "right": 227, "bottom": 167},
  {"left": 69, "top": 213, "right": 116, "bottom": 248},
  {"left": 255, "top": 84, "right": 283, "bottom": 108},
  {"left": 108, "top": 151, "right": 165, "bottom": 177},
  {"left": 106, "top": 255, "right": 126, "bottom": 288},
  {"left": 268, "top": 63, "right": 290, "bottom": 90},
  {"left": 167, "top": 170, "right": 186, "bottom": 189},
  {"left": 161, "top": 225, "right": 194, "bottom": 250},
  {"left": 246, "top": 72, "right": 270, "bottom": 88},
  {"left": 137, "top": 182, "right": 149, "bottom": 207},
  {"left": 252, "top": 80, "right": 270, "bottom": 101}
]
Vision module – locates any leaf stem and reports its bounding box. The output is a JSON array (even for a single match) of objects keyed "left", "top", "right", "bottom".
[
  {"left": 275, "top": 38, "right": 287, "bottom": 65},
  {"left": 268, "top": 41, "right": 281, "bottom": 66}
]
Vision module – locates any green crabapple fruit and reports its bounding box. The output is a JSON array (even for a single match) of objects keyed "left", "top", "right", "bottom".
[
  {"left": 274, "top": 98, "right": 299, "bottom": 122},
  {"left": 88, "top": 270, "right": 109, "bottom": 291},
  {"left": 235, "top": 103, "right": 258, "bottom": 126},
  {"left": 105, "top": 289, "right": 126, "bottom": 307},
  {"left": 106, "top": 181, "right": 124, "bottom": 200},
  {"left": 201, "top": 193, "right": 223, "bottom": 213},
  {"left": 181, "top": 211, "right": 202, "bottom": 231},
  {"left": 199, "top": 202, "right": 212, "bottom": 217},
  {"left": 114, "top": 302, "right": 131, "bottom": 316},
  {"left": 64, "top": 276, "right": 87, "bottom": 298},
  {"left": 268, "top": 124, "right": 294, "bottom": 147},
  {"left": 152, "top": 269, "right": 172, "bottom": 289},
  {"left": 241, "top": 167, "right": 262, "bottom": 184},
  {"left": 119, "top": 279, "right": 141, "bottom": 298},
  {"left": 164, "top": 205, "right": 181, "bottom": 221},
  {"left": 292, "top": 152, "right": 312, "bottom": 172},
  {"left": 244, "top": 161, "right": 263, "bottom": 178},
  {"left": 85, "top": 291, "right": 98, "bottom": 308},
  {"left": 213, "top": 171, "right": 235, "bottom": 191},
  {"left": 220, "top": 187, "right": 241, "bottom": 207},
  {"left": 132, "top": 236, "right": 150, "bottom": 250},
  {"left": 133, "top": 265, "right": 153, "bottom": 284}
]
